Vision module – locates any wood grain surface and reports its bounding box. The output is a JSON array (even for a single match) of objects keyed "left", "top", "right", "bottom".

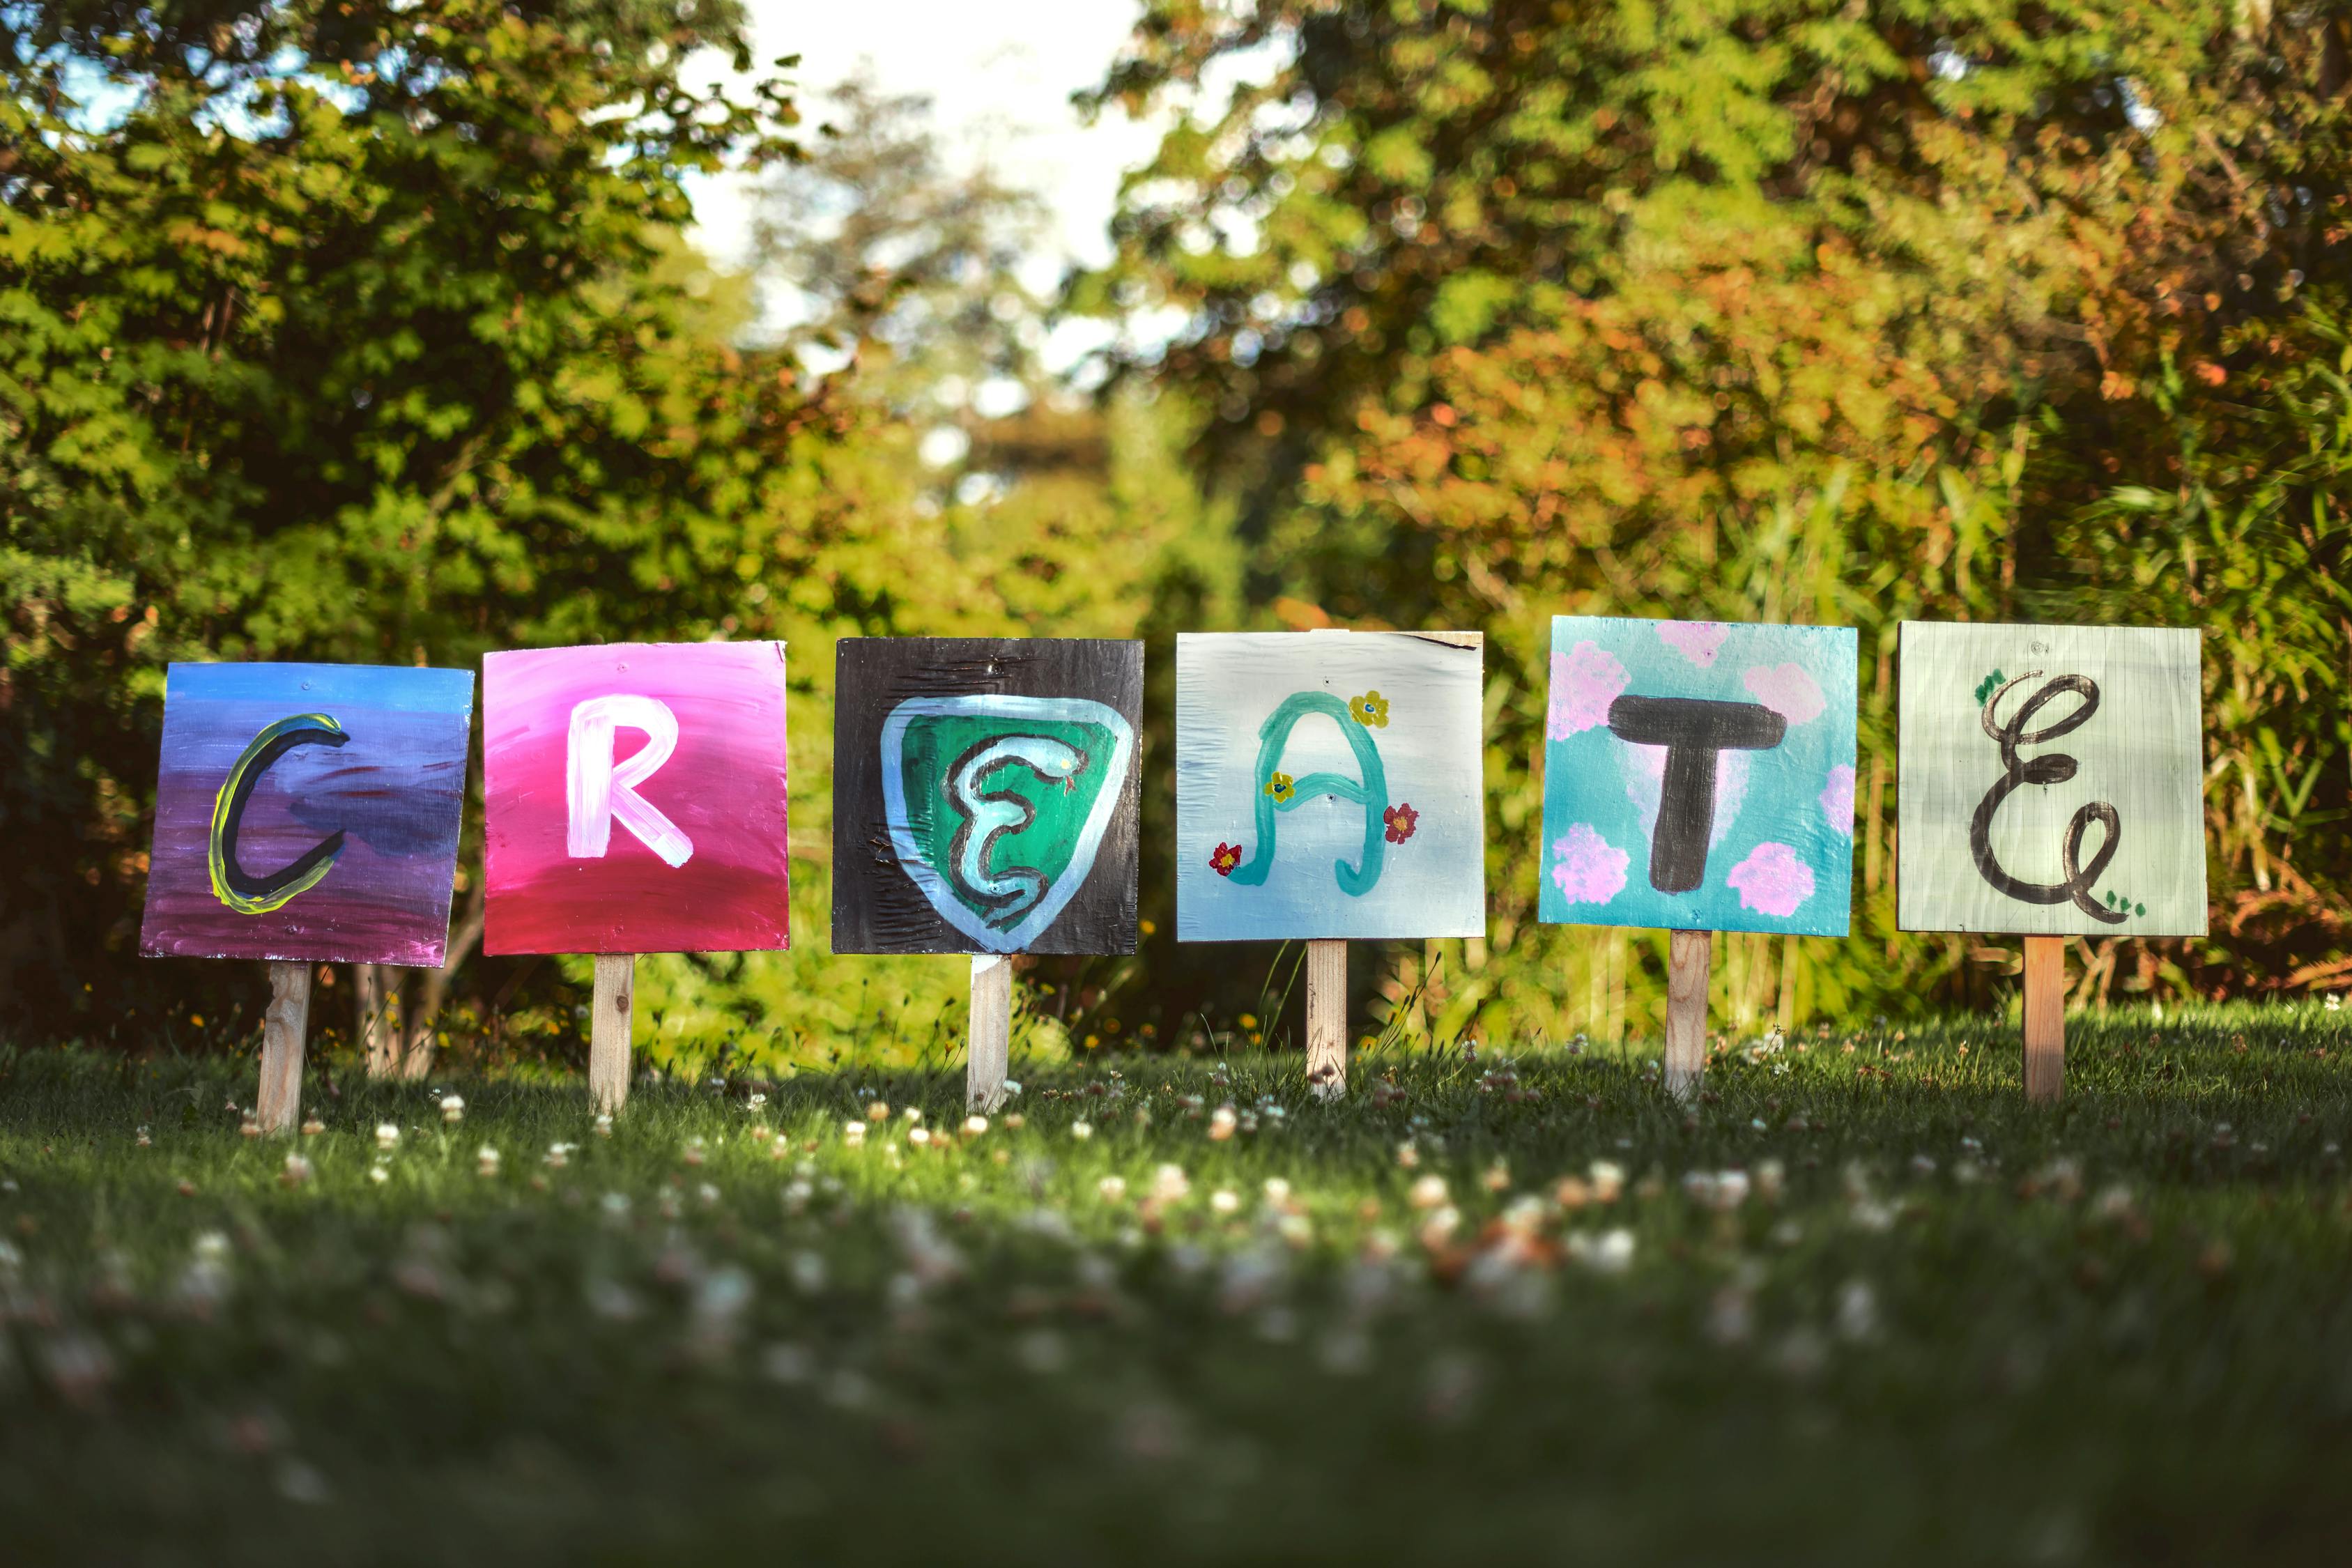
[
  {"left": 831, "top": 638, "right": 1142, "bottom": 955},
  {"left": 1898, "top": 622, "right": 2206, "bottom": 937}
]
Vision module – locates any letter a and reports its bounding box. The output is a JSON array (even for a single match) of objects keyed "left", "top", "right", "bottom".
[{"left": 567, "top": 695, "right": 693, "bottom": 868}]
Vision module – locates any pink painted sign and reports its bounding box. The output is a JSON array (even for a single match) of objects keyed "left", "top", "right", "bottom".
[{"left": 483, "top": 643, "right": 790, "bottom": 956}]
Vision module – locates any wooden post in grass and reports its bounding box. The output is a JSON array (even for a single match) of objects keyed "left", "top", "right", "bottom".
[
  {"left": 137, "top": 662, "right": 476, "bottom": 1127},
  {"left": 1663, "top": 929, "right": 1711, "bottom": 1100},
  {"left": 2022, "top": 935, "right": 2065, "bottom": 1102},
  {"left": 1893, "top": 622, "right": 2208, "bottom": 1104},
  {"left": 829, "top": 638, "right": 1146, "bottom": 1117},
  {"left": 1173, "top": 629, "right": 1486, "bottom": 1104},
  {"left": 482, "top": 642, "right": 794, "bottom": 1116},
  {"left": 968, "top": 955, "right": 1013, "bottom": 1112},
  {"left": 589, "top": 953, "right": 635, "bottom": 1113},
  {"left": 256, "top": 961, "right": 312, "bottom": 1134},
  {"left": 1305, "top": 937, "right": 1347, "bottom": 1100}
]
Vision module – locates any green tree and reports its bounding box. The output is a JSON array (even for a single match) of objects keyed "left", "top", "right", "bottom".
[
  {"left": 1084, "top": 1, "right": 2352, "bottom": 1034},
  {"left": 0, "top": 0, "right": 837, "bottom": 1044}
]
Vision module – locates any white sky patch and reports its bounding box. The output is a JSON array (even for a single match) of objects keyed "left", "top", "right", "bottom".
[{"left": 686, "top": 3, "right": 1162, "bottom": 322}]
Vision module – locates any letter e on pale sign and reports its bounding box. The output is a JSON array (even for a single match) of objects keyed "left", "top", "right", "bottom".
[{"left": 566, "top": 695, "right": 693, "bottom": 868}]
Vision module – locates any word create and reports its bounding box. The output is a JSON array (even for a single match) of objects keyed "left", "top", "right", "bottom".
[
  {"left": 141, "top": 663, "right": 475, "bottom": 965},
  {"left": 1898, "top": 622, "right": 2206, "bottom": 937},
  {"left": 1541, "top": 617, "right": 1857, "bottom": 937},
  {"left": 1176, "top": 631, "right": 1484, "bottom": 943},
  {"left": 833, "top": 640, "right": 1142, "bottom": 956},
  {"left": 483, "top": 643, "right": 790, "bottom": 957}
]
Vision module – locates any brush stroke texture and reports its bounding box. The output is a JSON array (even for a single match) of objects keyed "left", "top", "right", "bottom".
[
  {"left": 140, "top": 663, "right": 474, "bottom": 964},
  {"left": 1539, "top": 617, "right": 1857, "bottom": 938},
  {"left": 484, "top": 643, "right": 790, "bottom": 956},
  {"left": 1176, "top": 631, "right": 1485, "bottom": 942}
]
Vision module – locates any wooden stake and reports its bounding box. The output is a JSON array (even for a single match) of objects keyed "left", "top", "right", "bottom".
[
  {"left": 2022, "top": 935, "right": 2065, "bottom": 1103},
  {"left": 256, "top": 960, "right": 312, "bottom": 1134},
  {"left": 1663, "top": 928, "right": 1711, "bottom": 1100},
  {"left": 590, "top": 953, "right": 634, "bottom": 1114},
  {"left": 356, "top": 963, "right": 398, "bottom": 1080},
  {"left": 1305, "top": 938, "right": 1346, "bottom": 1100},
  {"left": 967, "top": 954, "right": 1012, "bottom": 1112}
]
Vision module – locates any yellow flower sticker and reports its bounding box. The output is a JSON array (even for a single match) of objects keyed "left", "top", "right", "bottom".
[
  {"left": 1264, "top": 771, "right": 1296, "bottom": 804},
  {"left": 1350, "top": 691, "right": 1390, "bottom": 728}
]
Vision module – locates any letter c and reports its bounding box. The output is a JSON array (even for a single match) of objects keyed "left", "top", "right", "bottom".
[{"left": 208, "top": 714, "right": 350, "bottom": 914}]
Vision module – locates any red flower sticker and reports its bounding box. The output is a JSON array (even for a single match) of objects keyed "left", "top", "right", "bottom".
[
  {"left": 1209, "top": 841, "right": 1244, "bottom": 876},
  {"left": 1383, "top": 803, "right": 1419, "bottom": 845}
]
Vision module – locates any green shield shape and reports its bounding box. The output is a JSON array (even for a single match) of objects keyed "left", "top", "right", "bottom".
[{"left": 879, "top": 695, "right": 1134, "bottom": 952}]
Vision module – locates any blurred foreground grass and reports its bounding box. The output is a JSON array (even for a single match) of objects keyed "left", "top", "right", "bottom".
[{"left": 4, "top": 1005, "right": 2351, "bottom": 1565}]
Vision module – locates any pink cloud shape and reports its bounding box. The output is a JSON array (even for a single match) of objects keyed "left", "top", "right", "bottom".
[
  {"left": 1819, "top": 764, "right": 1856, "bottom": 837},
  {"left": 1725, "top": 842, "right": 1815, "bottom": 918},
  {"left": 1547, "top": 641, "right": 1629, "bottom": 739},
  {"left": 1548, "top": 823, "right": 1630, "bottom": 904},
  {"left": 1655, "top": 621, "right": 1730, "bottom": 668},
  {"left": 1742, "top": 662, "right": 1826, "bottom": 726}
]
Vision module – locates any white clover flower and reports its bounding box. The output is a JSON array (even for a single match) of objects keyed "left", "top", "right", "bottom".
[
  {"left": 368, "top": 1162, "right": 390, "bottom": 1185},
  {"left": 1207, "top": 1106, "right": 1238, "bottom": 1142},
  {"left": 1408, "top": 1174, "right": 1449, "bottom": 1210},
  {"left": 280, "top": 1153, "right": 314, "bottom": 1185},
  {"left": 1210, "top": 1188, "right": 1240, "bottom": 1215},
  {"left": 593, "top": 1113, "right": 613, "bottom": 1138},
  {"left": 843, "top": 1121, "right": 868, "bottom": 1145},
  {"left": 440, "top": 1095, "right": 465, "bottom": 1125},
  {"left": 1836, "top": 1279, "right": 1880, "bottom": 1341},
  {"left": 746, "top": 1092, "right": 767, "bottom": 1110},
  {"left": 1262, "top": 1177, "right": 1292, "bottom": 1206},
  {"left": 1589, "top": 1228, "right": 1635, "bottom": 1275},
  {"left": 375, "top": 1123, "right": 401, "bottom": 1152},
  {"left": 1150, "top": 1164, "right": 1190, "bottom": 1203},
  {"left": 908, "top": 1126, "right": 932, "bottom": 1146},
  {"left": 1070, "top": 1120, "right": 1093, "bottom": 1141},
  {"left": 1001, "top": 1080, "right": 1022, "bottom": 1099},
  {"left": 475, "top": 1146, "right": 500, "bottom": 1177},
  {"left": 964, "top": 1115, "right": 990, "bottom": 1137},
  {"left": 1588, "top": 1160, "right": 1626, "bottom": 1202},
  {"left": 1097, "top": 1175, "right": 1128, "bottom": 1204}
]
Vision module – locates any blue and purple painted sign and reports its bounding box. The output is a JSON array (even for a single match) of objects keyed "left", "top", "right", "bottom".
[
  {"left": 139, "top": 663, "right": 476, "bottom": 965},
  {"left": 1538, "top": 617, "right": 1857, "bottom": 937}
]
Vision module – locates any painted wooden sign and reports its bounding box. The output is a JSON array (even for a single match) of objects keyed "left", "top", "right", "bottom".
[
  {"left": 1898, "top": 622, "right": 2206, "bottom": 936},
  {"left": 1176, "top": 631, "right": 1485, "bottom": 941},
  {"left": 139, "top": 662, "right": 475, "bottom": 965},
  {"left": 1539, "top": 617, "right": 1858, "bottom": 937},
  {"left": 831, "top": 638, "right": 1142, "bottom": 955},
  {"left": 482, "top": 642, "right": 790, "bottom": 956}
]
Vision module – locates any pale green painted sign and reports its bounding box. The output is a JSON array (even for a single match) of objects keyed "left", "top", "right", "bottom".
[{"left": 1898, "top": 622, "right": 2206, "bottom": 937}]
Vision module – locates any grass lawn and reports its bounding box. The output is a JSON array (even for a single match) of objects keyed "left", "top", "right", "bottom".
[{"left": 4, "top": 1006, "right": 2351, "bottom": 1565}]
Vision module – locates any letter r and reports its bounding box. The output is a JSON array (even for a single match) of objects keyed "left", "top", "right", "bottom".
[{"left": 567, "top": 695, "right": 693, "bottom": 868}]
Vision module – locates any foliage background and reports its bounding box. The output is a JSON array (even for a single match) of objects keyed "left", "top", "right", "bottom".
[{"left": 5, "top": 0, "right": 2351, "bottom": 1071}]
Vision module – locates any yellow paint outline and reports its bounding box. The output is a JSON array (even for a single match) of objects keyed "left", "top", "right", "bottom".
[{"left": 208, "top": 713, "right": 346, "bottom": 914}]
